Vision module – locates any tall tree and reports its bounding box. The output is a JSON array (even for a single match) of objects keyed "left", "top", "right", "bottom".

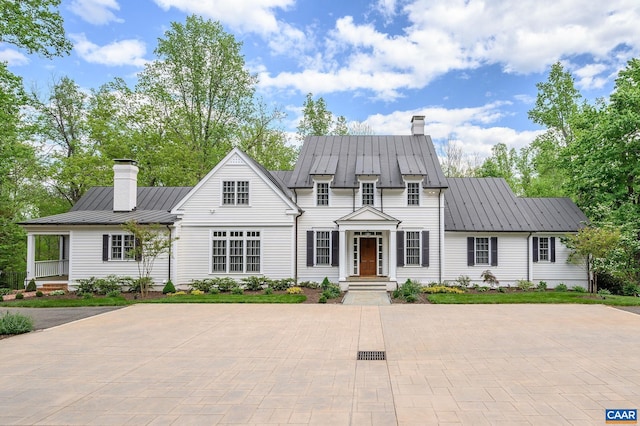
[
  {"left": 440, "top": 139, "right": 479, "bottom": 177},
  {"left": 476, "top": 143, "right": 520, "bottom": 192},
  {"left": 137, "top": 15, "right": 257, "bottom": 181},
  {"left": 296, "top": 93, "right": 347, "bottom": 140}
]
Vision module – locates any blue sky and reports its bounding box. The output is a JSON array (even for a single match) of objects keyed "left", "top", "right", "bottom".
[{"left": 3, "top": 0, "right": 639, "bottom": 158}]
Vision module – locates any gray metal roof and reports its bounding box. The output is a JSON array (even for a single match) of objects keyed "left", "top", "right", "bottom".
[
  {"left": 444, "top": 178, "right": 587, "bottom": 232},
  {"left": 518, "top": 198, "right": 588, "bottom": 232},
  {"left": 289, "top": 135, "right": 448, "bottom": 189},
  {"left": 71, "top": 187, "right": 192, "bottom": 212}
]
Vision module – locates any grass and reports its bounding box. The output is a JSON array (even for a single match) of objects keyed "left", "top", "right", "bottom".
[
  {"left": 427, "top": 291, "right": 640, "bottom": 306},
  {"left": 0, "top": 293, "right": 306, "bottom": 308}
]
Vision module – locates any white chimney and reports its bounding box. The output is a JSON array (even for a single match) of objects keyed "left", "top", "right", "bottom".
[
  {"left": 411, "top": 115, "right": 425, "bottom": 136},
  {"left": 113, "top": 159, "right": 138, "bottom": 212}
]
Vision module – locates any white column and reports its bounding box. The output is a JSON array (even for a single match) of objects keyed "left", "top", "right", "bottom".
[
  {"left": 26, "top": 233, "right": 36, "bottom": 280},
  {"left": 338, "top": 229, "right": 347, "bottom": 282},
  {"left": 389, "top": 230, "right": 397, "bottom": 282}
]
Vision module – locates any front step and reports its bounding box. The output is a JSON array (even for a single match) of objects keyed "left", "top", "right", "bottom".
[
  {"left": 40, "top": 283, "right": 69, "bottom": 292},
  {"left": 347, "top": 282, "right": 389, "bottom": 291}
]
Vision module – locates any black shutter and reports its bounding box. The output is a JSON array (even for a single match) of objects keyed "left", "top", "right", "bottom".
[
  {"left": 421, "top": 231, "right": 429, "bottom": 267},
  {"left": 331, "top": 231, "right": 339, "bottom": 266},
  {"left": 102, "top": 235, "right": 109, "bottom": 261},
  {"left": 550, "top": 237, "right": 556, "bottom": 263},
  {"left": 135, "top": 238, "right": 142, "bottom": 261},
  {"left": 467, "top": 237, "right": 475, "bottom": 266},
  {"left": 532, "top": 237, "right": 539, "bottom": 262},
  {"left": 397, "top": 231, "right": 404, "bottom": 267},
  {"left": 306, "top": 231, "right": 314, "bottom": 267},
  {"left": 490, "top": 237, "right": 498, "bottom": 266}
]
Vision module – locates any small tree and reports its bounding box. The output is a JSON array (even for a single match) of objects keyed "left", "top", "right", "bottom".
[
  {"left": 122, "top": 220, "right": 177, "bottom": 297},
  {"left": 563, "top": 226, "right": 621, "bottom": 293}
]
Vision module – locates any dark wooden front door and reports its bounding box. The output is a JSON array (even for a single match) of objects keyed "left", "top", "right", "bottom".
[{"left": 360, "top": 238, "right": 377, "bottom": 276}]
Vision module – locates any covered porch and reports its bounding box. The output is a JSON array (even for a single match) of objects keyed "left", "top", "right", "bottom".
[
  {"left": 25, "top": 233, "right": 70, "bottom": 285},
  {"left": 335, "top": 207, "right": 400, "bottom": 291}
]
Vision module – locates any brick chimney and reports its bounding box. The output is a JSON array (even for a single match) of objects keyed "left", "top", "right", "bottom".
[
  {"left": 411, "top": 115, "right": 425, "bottom": 136},
  {"left": 113, "top": 159, "right": 138, "bottom": 212}
]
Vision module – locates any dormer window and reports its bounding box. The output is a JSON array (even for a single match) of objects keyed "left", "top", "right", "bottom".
[
  {"left": 317, "top": 182, "right": 329, "bottom": 206},
  {"left": 407, "top": 182, "right": 420, "bottom": 206},
  {"left": 362, "top": 182, "right": 375, "bottom": 206}
]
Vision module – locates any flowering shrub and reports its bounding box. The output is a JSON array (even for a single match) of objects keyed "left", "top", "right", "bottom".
[
  {"left": 168, "top": 291, "right": 187, "bottom": 297},
  {"left": 49, "top": 290, "right": 66, "bottom": 296},
  {"left": 190, "top": 289, "right": 204, "bottom": 295},
  {"left": 421, "top": 286, "right": 464, "bottom": 294},
  {"left": 286, "top": 286, "right": 302, "bottom": 294}
]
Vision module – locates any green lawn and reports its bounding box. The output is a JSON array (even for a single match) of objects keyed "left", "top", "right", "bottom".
[
  {"left": 427, "top": 291, "right": 640, "bottom": 305},
  {"left": 0, "top": 293, "right": 306, "bottom": 308}
]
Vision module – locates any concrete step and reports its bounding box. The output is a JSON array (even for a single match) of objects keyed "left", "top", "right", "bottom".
[{"left": 347, "top": 282, "right": 389, "bottom": 291}]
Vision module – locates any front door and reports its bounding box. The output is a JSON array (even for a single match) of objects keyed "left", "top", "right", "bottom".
[{"left": 360, "top": 238, "right": 377, "bottom": 276}]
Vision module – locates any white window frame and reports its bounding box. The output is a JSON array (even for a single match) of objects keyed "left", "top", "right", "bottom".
[
  {"left": 210, "top": 230, "right": 261, "bottom": 274},
  {"left": 475, "top": 237, "right": 490, "bottom": 265},
  {"left": 109, "top": 234, "right": 136, "bottom": 261},
  {"left": 406, "top": 181, "right": 421, "bottom": 206},
  {"left": 359, "top": 179, "right": 377, "bottom": 207},
  {"left": 538, "top": 237, "right": 550, "bottom": 262},
  {"left": 221, "top": 180, "right": 250, "bottom": 206},
  {"left": 315, "top": 230, "right": 331, "bottom": 266},
  {"left": 405, "top": 231, "right": 421, "bottom": 266},
  {"left": 316, "top": 181, "right": 330, "bottom": 207}
]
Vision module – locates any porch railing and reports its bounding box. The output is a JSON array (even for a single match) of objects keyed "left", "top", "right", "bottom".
[{"left": 34, "top": 260, "right": 69, "bottom": 278}]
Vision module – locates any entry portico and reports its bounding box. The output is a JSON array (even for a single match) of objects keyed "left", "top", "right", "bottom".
[{"left": 335, "top": 206, "right": 400, "bottom": 287}]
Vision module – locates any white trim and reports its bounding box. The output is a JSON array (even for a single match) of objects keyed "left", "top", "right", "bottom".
[
  {"left": 403, "top": 229, "right": 422, "bottom": 266},
  {"left": 313, "top": 229, "right": 333, "bottom": 267},
  {"left": 208, "top": 229, "right": 263, "bottom": 275},
  {"left": 404, "top": 179, "right": 422, "bottom": 207},
  {"left": 219, "top": 179, "right": 251, "bottom": 207}
]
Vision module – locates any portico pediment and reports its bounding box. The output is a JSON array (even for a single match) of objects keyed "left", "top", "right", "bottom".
[{"left": 335, "top": 206, "right": 400, "bottom": 225}]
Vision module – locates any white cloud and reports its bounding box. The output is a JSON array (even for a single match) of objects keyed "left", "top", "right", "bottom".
[
  {"left": 260, "top": 0, "right": 640, "bottom": 99},
  {"left": 572, "top": 63, "right": 608, "bottom": 90},
  {"left": 0, "top": 48, "right": 29, "bottom": 66},
  {"left": 69, "top": 0, "right": 123, "bottom": 25},
  {"left": 70, "top": 33, "right": 147, "bottom": 67},
  {"left": 364, "top": 103, "right": 541, "bottom": 157},
  {"left": 153, "top": 0, "right": 294, "bottom": 34}
]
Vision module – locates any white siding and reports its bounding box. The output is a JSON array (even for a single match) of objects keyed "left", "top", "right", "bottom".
[
  {"left": 69, "top": 227, "right": 169, "bottom": 289},
  {"left": 531, "top": 233, "right": 588, "bottom": 288}
]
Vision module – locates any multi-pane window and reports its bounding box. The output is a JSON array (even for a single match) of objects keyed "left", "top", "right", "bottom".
[
  {"left": 211, "top": 231, "right": 261, "bottom": 273},
  {"left": 475, "top": 237, "right": 490, "bottom": 264},
  {"left": 538, "top": 237, "right": 550, "bottom": 261},
  {"left": 110, "top": 235, "right": 136, "bottom": 260},
  {"left": 362, "top": 182, "right": 374, "bottom": 206},
  {"left": 407, "top": 182, "right": 420, "bottom": 206},
  {"left": 317, "top": 182, "right": 329, "bottom": 206},
  {"left": 222, "top": 181, "right": 249, "bottom": 205},
  {"left": 316, "top": 231, "right": 330, "bottom": 265},
  {"left": 405, "top": 231, "right": 421, "bottom": 265}
]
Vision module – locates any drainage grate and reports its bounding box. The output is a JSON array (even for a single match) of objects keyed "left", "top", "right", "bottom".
[{"left": 357, "top": 350, "right": 386, "bottom": 361}]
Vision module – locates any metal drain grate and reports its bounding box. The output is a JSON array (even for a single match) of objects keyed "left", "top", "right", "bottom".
[{"left": 357, "top": 351, "right": 386, "bottom": 361}]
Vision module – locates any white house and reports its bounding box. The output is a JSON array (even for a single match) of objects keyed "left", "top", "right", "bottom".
[{"left": 20, "top": 116, "right": 589, "bottom": 291}]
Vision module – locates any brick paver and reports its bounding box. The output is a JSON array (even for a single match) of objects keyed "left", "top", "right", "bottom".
[{"left": 0, "top": 304, "right": 638, "bottom": 425}]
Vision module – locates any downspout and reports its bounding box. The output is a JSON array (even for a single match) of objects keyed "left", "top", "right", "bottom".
[
  {"left": 352, "top": 188, "right": 355, "bottom": 212},
  {"left": 438, "top": 189, "right": 442, "bottom": 283},
  {"left": 527, "top": 232, "right": 532, "bottom": 282},
  {"left": 166, "top": 225, "right": 172, "bottom": 283},
  {"left": 293, "top": 189, "right": 300, "bottom": 283},
  {"left": 380, "top": 188, "right": 384, "bottom": 212}
]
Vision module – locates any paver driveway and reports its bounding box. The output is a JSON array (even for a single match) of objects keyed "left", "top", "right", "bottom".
[{"left": 0, "top": 304, "right": 639, "bottom": 425}]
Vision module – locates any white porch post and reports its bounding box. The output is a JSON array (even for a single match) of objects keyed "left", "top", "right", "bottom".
[
  {"left": 338, "top": 229, "right": 347, "bottom": 282},
  {"left": 389, "top": 230, "right": 397, "bottom": 282},
  {"left": 26, "top": 233, "right": 36, "bottom": 280}
]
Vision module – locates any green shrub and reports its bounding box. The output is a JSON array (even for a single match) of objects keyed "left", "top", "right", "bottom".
[
  {"left": 623, "top": 282, "right": 640, "bottom": 297},
  {"left": 269, "top": 278, "right": 294, "bottom": 291},
  {"left": 497, "top": 286, "right": 506, "bottom": 293},
  {"left": 405, "top": 294, "right": 418, "bottom": 303},
  {"left": 456, "top": 275, "right": 471, "bottom": 288},
  {"left": 392, "top": 279, "right": 421, "bottom": 301},
  {"left": 421, "top": 285, "right": 464, "bottom": 294},
  {"left": 555, "top": 283, "right": 568, "bottom": 292},
  {"left": 516, "top": 279, "right": 534, "bottom": 292},
  {"left": 191, "top": 289, "right": 205, "bottom": 295},
  {"left": 82, "top": 292, "right": 93, "bottom": 300},
  {"left": 242, "top": 276, "right": 266, "bottom": 291},
  {"left": 320, "top": 282, "right": 341, "bottom": 299},
  {"left": 231, "top": 286, "right": 244, "bottom": 295},
  {"left": 0, "top": 311, "right": 33, "bottom": 335},
  {"left": 536, "top": 281, "right": 547, "bottom": 291},
  {"left": 477, "top": 286, "right": 489, "bottom": 292},
  {"left": 0, "top": 288, "right": 11, "bottom": 296},
  {"left": 318, "top": 295, "right": 327, "bottom": 304},
  {"left": 210, "top": 287, "right": 220, "bottom": 294},
  {"left": 95, "top": 275, "right": 123, "bottom": 295},
  {"left": 190, "top": 279, "right": 213, "bottom": 293},
  {"left": 26, "top": 279, "right": 37, "bottom": 292},
  {"left": 106, "top": 290, "right": 121, "bottom": 298},
  {"left": 321, "top": 277, "right": 331, "bottom": 288},
  {"left": 49, "top": 289, "right": 66, "bottom": 296},
  {"left": 76, "top": 277, "right": 98, "bottom": 294},
  {"left": 214, "top": 277, "right": 237, "bottom": 292},
  {"left": 162, "top": 280, "right": 176, "bottom": 294},
  {"left": 15, "top": 292, "right": 24, "bottom": 300},
  {"left": 298, "top": 281, "right": 320, "bottom": 289},
  {"left": 596, "top": 272, "right": 626, "bottom": 295},
  {"left": 35, "top": 291, "right": 44, "bottom": 297},
  {"left": 572, "top": 285, "right": 586, "bottom": 293},
  {"left": 597, "top": 288, "right": 612, "bottom": 296},
  {"left": 264, "top": 287, "right": 273, "bottom": 295}
]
